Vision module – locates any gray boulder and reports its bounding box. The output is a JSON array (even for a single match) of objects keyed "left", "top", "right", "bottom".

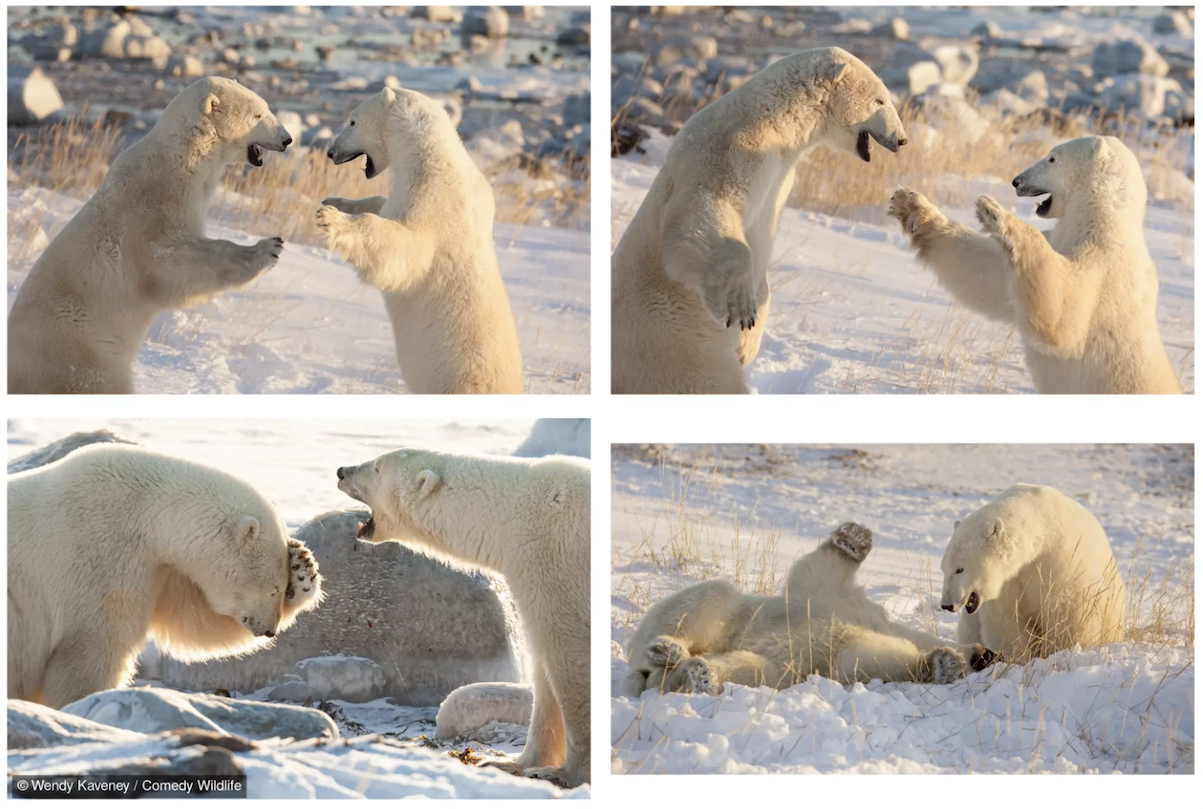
[
  {"left": 514, "top": 419, "right": 590, "bottom": 459},
  {"left": 77, "top": 19, "right": 131, "bottom": 59},
  {"left": 8, "top": 700, "right": 144, "bottom": 750},
  {"left": 1091, "top": 35, "right": 1170, "bottom": 77},
  {"left": 1100, "top": 74, "right": 1181, "bottom": 118},
  {"left": 161, "top": 510, "right": 525, "bottom": 707},
  {"left": 871, "top": 18, "right": 910, "bottom": 40},
  {"left": 165, "top": 53, "right": 205, "bottom": 78},
  {"left": 413, "top": 7, "right": 462, "bottom": 24},
  {"left": 971, "top": 20, "right": 1002, "bottom": 39},
  {"left": 277, "top": 109, "right": 304, "bottom": 143},
  {"left": 7, "top": 430, "right": 134, "bottom": 473},
  {"left": 62, "top": 687, "right": 338, "bottom": 741},
  {"left": 654, "top": 36, "right": 717, "bottom": 67},
  {"left": 463, "top": 7, "right": 509, "bottom": 39},
  {"left": 562, "top": 92, "right": 590, "bottom": 128},
  {"left": 1153, "top": 12, "right": 1193, "bottom": 36},
  {"left": 7, "top": 66, "right": 64, "bottom": 127},
  {"left": 929, "top": 44, "right": 978, "bottom": 87},
  {"left": 436, "top": 682, "right": 532, "bottom": 740}
]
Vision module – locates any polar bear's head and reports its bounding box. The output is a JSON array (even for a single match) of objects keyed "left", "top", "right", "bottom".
[
  {"left": 193, "top": 511, "right": 296, "bottom": 639},
  {"left": 163, "top": 77, "right": 292, "bottom": 168},
  {"left": 805, "top": 48, "right": 908, "bottom": 162},
  {"left": 939, "top": 507, "right": 1020, "bottom": 614},
  {"left": 1011, "top": 135, "right": 1146, "bottom": 219},
  {"left": 326, "top": 86, "right": 457, "bottom": 180},
  {"left": 336, "top": 448, "right": 447, "bottom": 545}
]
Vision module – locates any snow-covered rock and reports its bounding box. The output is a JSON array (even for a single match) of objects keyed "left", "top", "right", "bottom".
[
  {"left": 1091, "top": 35, "right": 1170, "bottom": 77},
  {"left": 436, "top": 682, "right": 532, "bottom": 739},
  {"left": 8, "top": 700, "right": 145, "bottom": 749},
  {"left": 1153, "top": 12, "right": 1192, "bottom": 36},
  {"left": 463, "top": 7, "right": 509, "bottom": 39},
  {"left": 513, "top": 419, "right": 590, "bottom": 459},
  {"left": 7, "top": 66, "right": 64, "bottom": 126}
]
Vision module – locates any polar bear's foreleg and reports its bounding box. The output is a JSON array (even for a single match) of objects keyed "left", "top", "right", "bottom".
[
  {"left": 320, "top": 196, "right": 388, "bottom": 215},
  {"left": 888, "top": 189, "right": 1015, "bottom": 323},
  {"left": 737, "top": 284, "right": 771, "bottom": 365},
  {"left": 41, "top": 632, "right": 140, "bottom": 709},
  {"left": 315, "top": 206, "right": 435, "bottom": 292},
  {"left": 833, "top": 628, "right": 971, "bottom": 684},
  {"left": 149, "top": 235, "right": 282, "bottom": 306},
  {"left": 481, "top": 659, "right": 565, "bottom": 776},
  {"left": 883, "top": 620, "right": 999, "bottom": 673},
  {"left": 661, "top": 196, "right": 758, "bottom": 331},
  {"left": 974, "top": 196, "right": 1098, "bottom": 355}
]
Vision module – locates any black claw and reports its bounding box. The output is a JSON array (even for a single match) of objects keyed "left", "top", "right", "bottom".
[{"left": 725, "top": 316, "right": 732, "bottom": 328}]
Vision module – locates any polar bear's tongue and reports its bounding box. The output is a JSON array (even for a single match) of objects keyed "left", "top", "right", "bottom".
[{"left": 357, "top": 515, "right": 376, "bottom": 539}]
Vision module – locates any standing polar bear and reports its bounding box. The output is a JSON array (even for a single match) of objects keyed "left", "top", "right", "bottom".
[
  {"left": 612, "top": 47, "right": 908, "bottom": 394},
  {"left": 940, "top": 484, "right": 1126, "bottom": 662},
  {"left": 317, "top": 86, "right": 524, "bottom": 394},
  {"left": 624, "top": 523, "right": 996, "bottom": 696},
  {"left": 336, "top": 448, "right": 590, "bottom": 787},
  {"left": 8, "top": 444, "right": 323, "bottom": 709},
  {"left": 889, "top": 136, "right": 1180, "bottom": 394},
  {"left": 8, "top": 77, "right": 293, "bottom": 394}
]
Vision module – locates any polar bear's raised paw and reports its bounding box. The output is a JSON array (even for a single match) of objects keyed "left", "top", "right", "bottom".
[
  {"left": 285, "top": 538, "right": 321, "bottom": 607},
  {"left": 926, "top": 646, "right": 968, "bottom": 684},
  {"left": 703, "top": 273, "right": 758, "bottom": 332},
  {"left": 646, "top": 636, "right": 689, "bottom": 668},
  {"left": 827, "top": 522, "right": 873, "bottom": 562},
  {"left": 314, "top": 205, "right": 345, "bottom": 234},
  {"left": 680, "top": 657, "right": 720, "bottom": 695},
  {"left": 888, "top": 188, "right": 941, "bottom": 237}
]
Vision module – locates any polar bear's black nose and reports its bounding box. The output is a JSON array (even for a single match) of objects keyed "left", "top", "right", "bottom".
[
  {"left": 263, "top": 629, "right": 275, "bottom": 638},
  {"left": 1012, "top": 177, "right": 1020, "bottom": 188},
  {"left": 282, "top": 137, "right": 293, "bottom": 148},
  {"left": 337, "top": 466, "right": 347, "bottom": 480},
  {"left": 941, "top": 603, "right": 955, "bottom": 612},
  {"left": 897, "top": 137, "right": 908, "bottom": 146},
  {"left": 327, "top": 149, "right": 335, "bottom": 160}
]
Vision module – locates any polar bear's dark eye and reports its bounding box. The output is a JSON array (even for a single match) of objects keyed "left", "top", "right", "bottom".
[
  {"left": 1049, "top": 156, "right": 1055, "bottom": 163},
  {"left": 350, "top": 121, "right": 356, "bottom": 127},
  {"left": 875, "top": 99, "right": 884, "bottom": 106},
  {"left": 955, "top": 568, "right": 964, "bottom": 574}
]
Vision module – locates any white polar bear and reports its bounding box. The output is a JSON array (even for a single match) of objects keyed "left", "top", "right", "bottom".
[
  {"left": 316, "top": 86, "right": 524, "bottom": 394},
  {"left": 8, "top": 444, "right": 323, "bottom": 709},
  {"left": 336, "top": 448, "right": 589, "bottom": 787},
  {"left": 7, "top": 77, "right": 293, "bottom": 394},
  {"left": 888, "top": 136, "right": 1181, "bottom": 394},
  {"left": 612, "top": 47, "right": 908, "bottom": 394},
  {"left": 940, "top": 484, "right": 1127, "bottom": 662},
  {"left": 624, "top": 523, "right": 995, "bottom": 696}
]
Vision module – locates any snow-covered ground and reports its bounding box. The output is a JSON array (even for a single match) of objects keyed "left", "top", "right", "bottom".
[
  {"left": 612, "top": 135, "right": 1194, "bottom": 393},
  {"left": 611, "top": 444, "right": 1194, "bottom": 774},
  {"left": 8, "top": 185, "right": 590, "bottom": 394},
  {"left": 7, "top": 419, "right": 590, "bottom": 798}
]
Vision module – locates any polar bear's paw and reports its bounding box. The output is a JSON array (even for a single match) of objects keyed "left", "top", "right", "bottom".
[
  {"left": 974, "top": 195, "right": 1015, "bottom": 249},
  {"left": 702, "top": 273, "right": 758, "bottom": 332},
  {"left": 827, "top": 522, "right": 873, "bottom": 562},
  {"left": 888, "top": 188, "right": 941, "bottom": 238},
  {"left": 314, "top": 205, "right": 346, "bottom": 234},
  {"left": 645, "top": 636, "right": 689, "bottom": 668},
  {"left": 926, "top": 646, "right": 968, "bottom": 684},
  {"left": 680, "top": 657, "right": 720, "bottom": 695},
  {"left": 285, "top": 538, "right": 321, "bottom": 607},
  {"left": 232, "top": 237, "right": 283, "bottom": 283},
  {"left": 479, "top": 757, "right": 524, "bottom": 778},
  {"left": 965, "top": 643, "right": 1001, "bottom": 672},
  {"left": 523, "top": 766, "right": 574, "bottom": 789}
]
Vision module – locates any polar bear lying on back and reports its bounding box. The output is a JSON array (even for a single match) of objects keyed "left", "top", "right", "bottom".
[
  {"left": 624, "top": 523, "right": 996, "bottom": 696},
  {"left": 889, "top": 136, "right": 1180, "bottom": 394},
  {"left": 940, "top": 484, "right": 1126, "bottom": 662},
  {"left": 612, "top": 47, "right": 908, "bottom": 394},
  {"left": 317, "top": 87, "right": 524, "bottom": 394},
  {"left": 8, "top": 77, "right": 293, "bottom": 394}
]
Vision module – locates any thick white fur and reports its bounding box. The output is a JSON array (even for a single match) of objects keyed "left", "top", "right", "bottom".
[
  {"left": 7, "top": 444, "right": 322, "bottom": 709},
  {"left": 940, "top": 484, "right": 1127, "bottom": 661},
  {"left": 612, "top": 47, "right": 908, "bottom": 393},
  {"left": 624, "top": 523, "right": 990, "bottom": 696},
  {"left": 8, "top": 77, "right": 292, "bottom": 394},
  {"left": 889, "top": 136, "right": 1180, "bottom": 394},
  {"left": 317, "top": 87, "right": 524, "bottom": 394},
  {"left": 337, "top": 448, "right": 589, "bottom": 787}
]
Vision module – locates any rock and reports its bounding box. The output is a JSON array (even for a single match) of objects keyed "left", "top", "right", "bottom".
[
  {"left": 125, "top": 35, "right": 171, "bottom": 63},
  {"left": 872, "top": 18, "right": 910, "bottom": 40},
  {"left": 463, "top": 7, "right": 509, "bottom": 39},
  {"left": 160, "top": 510, "right": 524, "bottom": 707},
  {"left": 438, "top": 96, "right": 463, "bottom": 129},
  {"left": 413, "top": 7, "right": 462, "bottom": 24},
  {"left": 1153, "top": 12, "right": 1193, "bottom": 36},
  {"left": 981, "top": 87, "right": 1040, "bottom": 118},
  {"left": 612, "top": 51, "right": 650, "bottom": 73},
  {"left": 77, "top": 19, "right": 131, "bottom": 58},
  {"left": 884, "top": 59, "right": 942, "bottom": 96},
  {"left": 30, "top": 44, "right": 72, "bottom": 62},
  {"left": 62, "top": 687, "right": 338, "bottom": 741},
  {"left": 8, "top": 700, "right": 145, "bottom": 750},
  {"left": 654, "top": 36, "right": 717, "bottom": 66},
  {"left": 7, "top": 66, "right": 64, "bottom": 127},
  {"left": 412, "top": 27, "right": 448, "bottom": 49},
  {"left": 556, "top": 25, "right": 590, "bottom": 46},
  {"left": 127, "top": 16, "right": 154, "bottom": 38},
  {"left": 930, "top": 44, "right": 978, "bottom": 87},
  {"left": 972, "top": 20, "right": 1002, "bottom": 38},
  {"left": 43, "top": 23, "right": 78, "bottom": 47},
  {"left": 702, "top": 55, "right": 755, "bottom": 85},
  {"left": 1101, "top": 73, "right": 1181, "bottom": 118},
  {"left": 1091, "top": 35, "right": 1170, "bottom": 77},
  {"left": 514, "top": 419, "right": 590, "bottom": 459},
  {"left": 620, "top": 97, "right": 668, "bottom": 127},
  {"left": 165, "top": 53, "right": 205, "bottom": 78},
  {"left": 832, "top": 19, "right": 872, "bottom": 35},
  {"left": 294, "top": 656, "right": 386, "bottom": 702},
  {"left": 562, "top": 92, "right": 590, "bottom": 128},
  {"left": 916, "top": 94, "right": 990, "bottom": 144},
  {"left": 301, "top": 124, "right": 333, "bottom": 147},
  {"left": 505, "top": 7, "right": 544, "bottom": 22},
  {"left": 1164, "top": 87, "right": 1193, "bottom": 123},
  {"left": 611, "top": 74, "right": 664, "bottom": 108},
  {"left": 436, "top": 682, "right": 532, "bottom": 739},
  {"left": 277, "top": 110, "right": 304, "bottom": 143},
  {"left": 456, "top": 75, "right": 484, "bottom": 93}
]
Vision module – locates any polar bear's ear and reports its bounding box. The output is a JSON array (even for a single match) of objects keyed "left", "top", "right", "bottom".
[
  {"left": 236, "top": 516, "right": 260, "bottom": 543},
  {"left": 203, "top": 94, "right": 221, "bottom": 116},
  {"left": 382, "top": 86, "right": 397, "bottom": 105},
  {"left": 818, "top": 61, "right": 847, "bottom": 84},
  {"left": 415, "top": 469, "right": 441, "bottom": 498},
  {"left": 989, "top": 518, "right": 1004, "bottom": 538},
  {"left": 1091, "top": 137, "right": 1109, "bottom": 158}
]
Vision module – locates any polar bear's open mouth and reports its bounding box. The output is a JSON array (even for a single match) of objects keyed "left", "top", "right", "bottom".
[
  {"left": 1014, "top": 182, "right": 1052, "bottom": 218},
  {"left": 856, "top": 131, "right": 872, "bottom": 163},
  {"left": 1034, "top": 194, "right": 1053, "bottom": 218},
  {"left": 247, "top": 144, "right": 265, "bottom": 167},
  {"left": 965, "top": 591, "right": 980, "bottom": 614},
  {"left": 357, "top": 514, "right": 376, "bottom": 540}
]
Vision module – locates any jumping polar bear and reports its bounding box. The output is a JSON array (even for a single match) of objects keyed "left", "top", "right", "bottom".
[
  {"left": 612, "top": 47, "right": 908, "bottom": 394},
  {"left": 336, "top": 448, "right": 589, "bottom": 787},
  {"left": 889, "top": 136, "right": 1180, "bottom": 394},
  {"left": 940, "top": 484, "right": 1127, "bottom": 662},
  {"left": 317, "top": 86, "right": 524, "bottom": 394},
  {"left": 8, "top": 444, "right": 323, "bottom": 709},
  {"left": 7, "top": 77, "right": 293, "bottom": 394},
  {"left": 624, "top": 523, "right": 996, "bottom": 696}
]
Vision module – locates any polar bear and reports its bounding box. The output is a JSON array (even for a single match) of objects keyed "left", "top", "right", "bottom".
[
  {"left": 624, "top": 523, "right": 996, "bottom": 696},
  {"left": 336, "top": 448, "right": 589, "bottom": 787},
  {"left": 888, "top": 136, "right": 1180, "bottom": 394},
  {"left": 316, "top": 86, "right": 524, "bottom": 394},
  {"left": 940, "top": 484, "right": 1126, "bottom": 662},
  {"left": 612, "top": 47, "right": 908, "bottom": 394},
  {"left": 7, "top": 77, "right": 293, "bottom": 395},
  {"left": 8, "top": 444, "right": 323, "bottom": 709}
]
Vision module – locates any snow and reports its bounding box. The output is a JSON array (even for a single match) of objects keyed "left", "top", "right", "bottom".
[
  {"left": 6, "top": 419, "right": 589, "bottom": 798},
  {"left": 8, "top": 185, "right": 589, "bottom": 394},
  {"left": 611, "top": 444, "right": 1194, "bottom": 774},
  {"left": 612, "top": 133, "right": 1194, "bottom": 394}
]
